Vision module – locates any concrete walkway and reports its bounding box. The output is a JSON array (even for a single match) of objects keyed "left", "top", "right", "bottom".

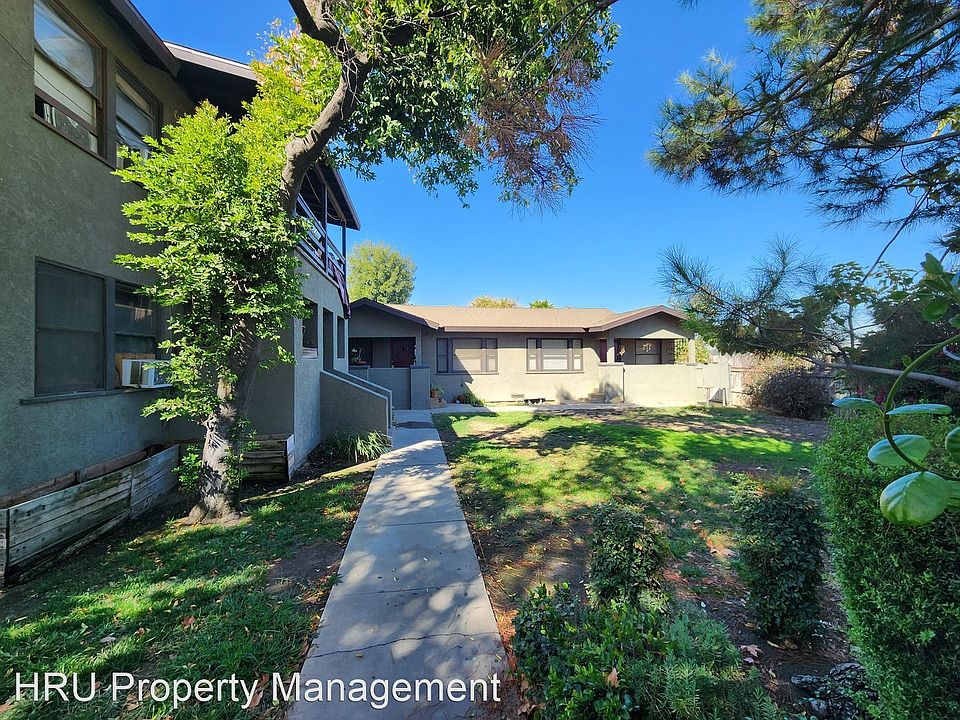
[{"left": 289, "top": 411, "right": 505, "bottom": 719}]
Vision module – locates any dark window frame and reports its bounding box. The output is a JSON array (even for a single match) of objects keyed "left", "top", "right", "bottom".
[
  {"left": 526, "top": 338, "right": 584, "bottom": 374},
  {"left": 115, "top": 63, "right": 161, "bottom": 167},
  {"left": 35, "top": 259, "right": 160, "bottom": 396},
  {"left": 33, "top": 0, "right": 106, "bottom": 158},
  {"left": 436, "top": 337, "right": 498, "bottom": 375}
]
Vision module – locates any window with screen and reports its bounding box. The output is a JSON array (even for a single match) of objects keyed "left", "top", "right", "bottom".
[
  {"left": 527, "top": 338, "right": 583, "bottom": 373},
  {"left": 35, "top": 262, "right": 104, "bottom": 395},
  {"left": 436, "top": 338, "right": 497, "bottom": 374},
  {"left": 114, "top": 282, "right": 157, "bottom": 356},
  {"left": 33, "top": 0, "right": 101, "bottom": 154},
  {"left": 116, "top": 70, "right": 159, "bottom": 165},
  {"left": 302, "top": 300, "right": 318, "bottom": 355}
]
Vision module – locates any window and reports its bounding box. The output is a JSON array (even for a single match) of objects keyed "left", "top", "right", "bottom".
[
  {"left": 36, "top": 262, "right": 104, "bottom": 394},
  {"left": 115, "top": 282, "right": 157, "bottom": 356},
  {"left": 302, "top": 300, "right": 318, "bottom": 356},
  {"left": 349, "top": 338, "right": 373, "bottom": 366},
  {"left": 527, "top": 338, "right": 583, "bottom": 373},
  {"left": 436, "top": 338, "right": 497, "bottom": 374},
  {"left": 635, "top": 339, "right": 663, "bottom": 365},
  {"left": 336, "top": 316, "right": 346, "bottom": 359},
  {"left": 599, "top": 339, "right": 608, "bottom": 364},
  {"left": 33, "top": 0, "right": 101, "bottom": 154},
  {"left": 116, "top": 69, "right": 159, "bottom": 165}
]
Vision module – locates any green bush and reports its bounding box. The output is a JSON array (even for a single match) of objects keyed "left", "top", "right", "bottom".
[
  {"left": 815, "top": 413, "right": 960, "bottom": 720},
  {"left": 750, "top": 367, "right": 830, "bottom": 419},
  {"left": 513, "top": 586, "right": 782, "bottom": 720},
  {"left": 589, "top": 502, "right": 671, "bottom": 602},
  {"left": 733, "top": 475, "right": 825, "bottom": 637},
  {"left": 324, "top": 430, "right": 391, "bottom": 465}
]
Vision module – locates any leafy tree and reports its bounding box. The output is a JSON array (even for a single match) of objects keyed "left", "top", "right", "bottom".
[
  {"left": 348, "top": 240, "right": 415, "bottom": 303},
  {"left": 651, "top": 1, "right": 960, "bottom": 526},
  {"left": 117, "top": 0, "right": 619, "bottom": 521},
  {"left": 650, "top": 1, "right": 960, "bottom": 236},
  {"left": 470, "top": 296, "right": 521, "bottom": 308},
  {"left": 529, "top": 299, "right": 555, "bottom": 308}
]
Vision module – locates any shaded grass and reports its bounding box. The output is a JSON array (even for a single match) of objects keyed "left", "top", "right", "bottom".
[
  {"left": 0, "top": 465, "right": 373, "bottom": 719},
  {"left": 435, "top": 409, "right": 816, "bottom": 594}
]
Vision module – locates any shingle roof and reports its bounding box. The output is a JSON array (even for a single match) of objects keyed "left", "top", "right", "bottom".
[{"left": 349, "top": 300, "right": 686, "bottom": 332}]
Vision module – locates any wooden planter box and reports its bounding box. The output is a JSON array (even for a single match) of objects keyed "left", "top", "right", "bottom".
[
  {"left": 180, "top": 434, "right": 295, "bottom": 483},
  {"left": 0, "top": 445, "right": 180, "bottom": 586},
  {"left": 241, "top": 434, "right": 295, "bottom": 482}
]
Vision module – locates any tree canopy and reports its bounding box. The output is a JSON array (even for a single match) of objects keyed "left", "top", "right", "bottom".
[
  {"left": 650, "top": 1, "right": 960, "bottom": 237},
  {"left": 530, "top": 299, "right": 555, "bottom": 308},
  {"left": 116, "top": 0, "right": 620, "bottom": 519},
  {"left": 470, "top": 296, "right": 521, "bottom": 308},
  {"left": 348, "top": 240, "right": 416, "bottom": 303}
]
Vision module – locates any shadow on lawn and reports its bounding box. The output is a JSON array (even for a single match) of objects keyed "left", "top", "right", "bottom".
[
  {"left": 435, "top": 412, "right": 815, "bottom": 605},
  {"left": 0, "top": 465, "right": 373, "bottom": 720}
]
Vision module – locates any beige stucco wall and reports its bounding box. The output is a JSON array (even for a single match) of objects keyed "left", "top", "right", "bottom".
[
  {"left": 421, "top": 329, "right": 605, "bottom": 403},
  {"left": 0, "top": 0, "right": 198, "bottom": 497}
]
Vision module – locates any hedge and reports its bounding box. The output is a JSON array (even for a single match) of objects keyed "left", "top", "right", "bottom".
[{"left": 815, "top": 413, "right": 960, "bottom": 720}]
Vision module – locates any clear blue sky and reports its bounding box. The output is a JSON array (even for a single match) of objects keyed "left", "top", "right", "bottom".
[{"left": 139, "top": 0, "right": 934, "bottom": 311}]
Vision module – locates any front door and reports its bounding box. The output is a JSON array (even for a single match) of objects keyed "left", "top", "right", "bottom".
[{"left": 390, "top": 338, "right": 415, "bottom": 368}]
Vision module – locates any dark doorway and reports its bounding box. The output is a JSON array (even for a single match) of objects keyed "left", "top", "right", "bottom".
[{"left": 390, "top": 338, "right": 416, "bottom": 368}]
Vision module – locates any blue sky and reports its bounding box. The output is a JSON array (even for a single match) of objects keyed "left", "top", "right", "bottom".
[{"left": 139, "top": 0, "right": 934, "bottom": 311}]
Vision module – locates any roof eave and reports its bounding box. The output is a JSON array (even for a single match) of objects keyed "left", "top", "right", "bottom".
[
  {"left": 350, "top": 299, "right": 438, "bottom": 328},
  {"left": 587, "top": 306, "right": 687, "bottom": 333},
  {"left": 98, "top": 0, "right": 180, "bottom": 76}
]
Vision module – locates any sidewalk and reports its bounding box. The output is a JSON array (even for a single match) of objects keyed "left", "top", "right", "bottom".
[{"left": 288, "top": 411, "right": 505, "bottom": 719}]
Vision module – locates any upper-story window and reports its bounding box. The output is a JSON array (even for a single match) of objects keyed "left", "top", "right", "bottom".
[
  {"left": 116, "top": 69, "right": 159, "bottom": 164},
  {"left": 33, "top": 0, "right": 102, "bottom": 155}
]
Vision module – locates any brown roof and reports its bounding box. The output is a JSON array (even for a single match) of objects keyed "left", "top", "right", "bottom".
[{"left": 350, "top": 300, "right": 686, "bottom": 332}]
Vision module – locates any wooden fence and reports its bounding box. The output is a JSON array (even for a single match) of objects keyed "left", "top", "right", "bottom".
[{"left": 0, "top": 445, "right": 180, "bottom": 586}]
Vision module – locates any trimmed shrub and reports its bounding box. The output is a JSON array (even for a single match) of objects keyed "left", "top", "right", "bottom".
[
  {"left": 513, "top": 586, "right": 782, "bottom": 720},
  {"left": 750, "top": 367, "right": 830, "bottom": 419},
  {"left": 589, "top": 502, "right": 670, "bottom": 602},
  {"left": 323, "top": 430, "right": 390, "bottom": 465},
  {"left": 733, "top": 474, "right": 825, "bottom": 637},
  {"left": 815, "top": 413, "right": 960, "bottom": 720}
]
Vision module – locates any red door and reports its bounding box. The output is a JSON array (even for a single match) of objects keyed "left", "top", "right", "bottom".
[{"left": 390, "top": 338, "right": 415, "bottom": 368}]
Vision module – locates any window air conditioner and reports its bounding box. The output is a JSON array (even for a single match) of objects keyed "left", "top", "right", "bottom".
[{"left": 121, "top": 359, "right": 172, "bottom": 389}]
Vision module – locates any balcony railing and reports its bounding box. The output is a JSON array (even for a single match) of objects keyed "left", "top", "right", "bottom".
[{"left": 296, "top": 196, "right": 350, "bottom": 307}]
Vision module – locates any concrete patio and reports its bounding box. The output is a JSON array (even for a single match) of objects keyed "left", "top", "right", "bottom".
[{"left": 289, "top": 411, "right": 505, "bottom": 719}]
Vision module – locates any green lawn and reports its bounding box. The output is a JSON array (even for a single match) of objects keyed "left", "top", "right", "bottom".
[
  {"left": 0, "top": 465, "right": 373, "bottom": 720},
  {"left": 434, "top": 408, "right": 818, "bottom": 603}
]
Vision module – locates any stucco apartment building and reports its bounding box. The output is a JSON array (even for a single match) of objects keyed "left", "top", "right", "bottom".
[
  {"left": 0, "top": 0, "right": 390, "bottom": 503},
  {"left": 348, "top": 300, "right": 733, "bottom": 409}
]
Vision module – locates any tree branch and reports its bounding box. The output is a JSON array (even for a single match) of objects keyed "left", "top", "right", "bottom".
[{"left": 807, "top": 357, "right": 960, "bottom": 391}]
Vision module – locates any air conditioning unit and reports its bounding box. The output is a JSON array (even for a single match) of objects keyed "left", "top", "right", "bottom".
[{"left": 121, "top": 359, "right": 172, "bottom": 389}]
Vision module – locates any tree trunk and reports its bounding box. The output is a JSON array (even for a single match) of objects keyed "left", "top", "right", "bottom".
[{"left": 187, "top": 332, "right": 263, "bottom": 524}]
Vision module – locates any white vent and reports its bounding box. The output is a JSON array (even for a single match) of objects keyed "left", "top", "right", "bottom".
[{"left": 121, "top": 359, "right": 171, "bottom": 389}]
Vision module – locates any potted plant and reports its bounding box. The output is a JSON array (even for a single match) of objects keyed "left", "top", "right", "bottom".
[{"left": 430, "top": 384, "right": 444, "bottom": 400}]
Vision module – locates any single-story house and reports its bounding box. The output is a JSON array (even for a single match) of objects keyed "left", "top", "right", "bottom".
[{"left": 347, "top": 300, "right": 733, "bottom": 409}]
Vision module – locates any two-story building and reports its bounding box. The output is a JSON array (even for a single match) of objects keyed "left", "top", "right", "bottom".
[{"left": 0, "top": 0, "right": 391, "bottom": 504}]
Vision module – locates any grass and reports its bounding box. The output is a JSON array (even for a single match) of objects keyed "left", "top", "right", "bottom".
[
  {"left": 434, "top": 407, "right": 817, "bottom": 600},
  {"left": 0, "top": 465, "right": 373, "bottom": 720}
]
